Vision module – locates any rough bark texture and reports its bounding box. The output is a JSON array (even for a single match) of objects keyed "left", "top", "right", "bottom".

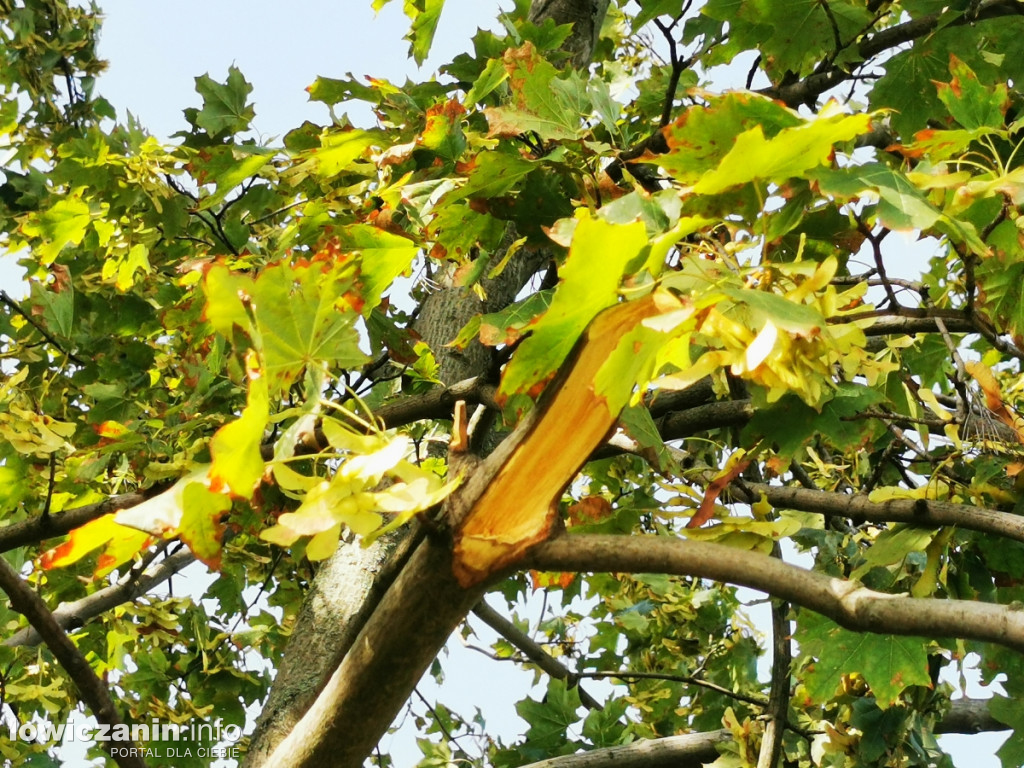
[
  {"left": 528, "top": 0, "right": 612, "bottom": 69},
  {"left": 242, "top": 529, "right": 418, "bottom": 766},
  {"left": 259, "top": 534, "right": 489, "bottom": 768},
  {"left": 243, "top": 3, "right": 605, "bottom": 763}
]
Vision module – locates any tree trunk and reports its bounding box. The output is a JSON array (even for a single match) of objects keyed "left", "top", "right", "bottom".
[{"left": 243, "top": 3, "right": 607, "bottom": 764}]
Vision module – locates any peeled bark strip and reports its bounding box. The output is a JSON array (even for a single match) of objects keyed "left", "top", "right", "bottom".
[{"left": 453, "top": 294, "right": 663, "bottom": 585}]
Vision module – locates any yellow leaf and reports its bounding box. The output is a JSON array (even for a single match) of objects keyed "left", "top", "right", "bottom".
[
  {"left": 210, "top": 350, "right": 269, "bottom": 497},
  {"left": 306, "top": 524, "right": 342, "bottom": 560},
  {"left": 918, "top": 387, "right": 952, "bottom": 422}
]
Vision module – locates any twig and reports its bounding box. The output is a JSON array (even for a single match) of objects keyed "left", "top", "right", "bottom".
[
  {"left": 5, "top": 547, "right": 196, "bottom": 647},
  {"left": 0, "top": 558, "right": 147, "bottom": 768},
  {"left": 41, "top": 454, "right": 57, "bottom": 519},
  {"left": 756, "top": 581, "right": 791, "bottom": 768},
  {"left": 0, "top": 290, "right": 85, "bottom": 365},
  {"left": 577, "top": 669, "right": 766, "bottom": 710},
  {"left": 471, "top": 601, "right": 602, "bottom": 710}
]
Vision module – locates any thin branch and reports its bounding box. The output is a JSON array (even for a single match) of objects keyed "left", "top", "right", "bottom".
[
  {"left": 756, "top": 595, "right": 790, "bottom": 768},
  {"left": 817, "top": 0, "right": 844, "bottom": 65},
  {"left": 471, "top": 601, "right": 602, "bottom": 710},
  {"left": 576, "top": 669, "right": 766, "bottom": 710},
  {"left": 0, "top": 290, "right": 86, "bottom": 365},
  {"left": 767, "top": 0, "right": 1024, "bottom": 108},
  {"left": 257, "top": 376, "right": 499, "bottom": 460},
  {"left": 245, "top": 198, "right": 309, "bottom": 227},
  {"left": 733, "top": 481, "right": 1024, "bottom": 545},
  {"left": 0, "top": 558, "right": 147, "bottom": 768},
  {"left": 41, "top": 454, "right": 57, "bottom": 519},
  {"left": 513, "top": 698, "right": 1007, "bottom": 768},
  {"left": 5, "top": 547, "right": 197, "bottom": 647}
]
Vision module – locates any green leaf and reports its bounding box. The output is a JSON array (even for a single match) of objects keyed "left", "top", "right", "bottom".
[
  {"left": 798, "top": 613, "right": 931, "bottom": 708},
  {"left": 307, "top": 74, "right": 378, "bottom": 106},
  {"left": 703, "top": 0, "right": 872, "bottom": 79},
  {"left": 197, "top": 146, "right": 275, "bottom": 211},
  {"left": 204, "top": 255, "right": 368, "bottom": 392},
  {"left": 405, "top": 0, "right": 445, "bottom": 65},
  {"left": 989, "top": 695, "right": 1024, "bottom": 768},
  {"left": 659, "top": 92, "right": 802, "bottom": 183},
  {"left": 29, "top": 282, "right": 74, "bottom": 341},
  {"left": 294, "top": 128, "right": 380, "bottom": 179},
  {"left": 693, "top": 109, "right": 871, "bottom": 194},
  {"left": 936, "top": 55, "right": 1010, "bottom": 130},
  {"left": 193, "top": 65, "right": 255, "bottom": 135},
  {"left": 483, "top": 42, "right": 591, "bottom": 141},
  {"left": 618, "top": 404, "right": 679, "bottom": 474},
  {"left": 633, "top": 0, "right": 686, "bottom": 32},
  {"left": 849, "top": 525, "right": 938, "bottom": 581},
  {"left": 516, "top": 679, "right": 582, "bottom": 751},
  {"left": 811, "top": 164, "right": 943, "bottom": 232},
  {"left": 333, "top": 225, "right": 419, "bottom": 313},
  {"left": 499, "top": 213, "right": 648, "bottom": 398},
  {"left": 19, "top": 195, "right": 92, "bottom": 264}
]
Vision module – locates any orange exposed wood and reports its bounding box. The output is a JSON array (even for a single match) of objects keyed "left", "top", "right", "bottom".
[{"left": 452, "top": 294, "right": 661, "bottom": 586}]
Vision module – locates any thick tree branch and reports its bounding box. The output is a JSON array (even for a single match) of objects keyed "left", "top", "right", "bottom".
[
  {"left": 0, "top": 491, "right": 147, "bottom": 553},
  {"left": 519, "top": 730, "right": 732, "bottom": 768},
  {"left": 0, "top": 558, "right": 146, "bottom": 768},
  {"left": 528, "top": 534, "right": 1024, "bottom": 654},
  {"left": 259, "top": 535, "right": 488, "bottom": 768},
  {"left": 242, "top": 527, "right": 421, "bottom": 766},
  {"left": 936, "top": 697, "right": 1010, "bottom": 734},
  {"left": 4, "top": 547, "right": 196, "bottom": 647}
]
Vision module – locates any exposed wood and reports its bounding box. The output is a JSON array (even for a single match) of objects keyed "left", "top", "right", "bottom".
[
  {"left": 244, "top": 3, "right": 615, "bottom": 763},
  {"left": 453, "top": 293, "right": 663, "bottom": 585}
]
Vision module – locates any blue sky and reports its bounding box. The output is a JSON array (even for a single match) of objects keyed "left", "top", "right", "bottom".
[{"left": 95, "top": 0, "right": 507, "bottom": 140}]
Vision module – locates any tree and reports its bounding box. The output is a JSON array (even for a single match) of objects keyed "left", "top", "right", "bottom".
[{"left": 2, "top": 0, "right": 1024, "bottom": 766}]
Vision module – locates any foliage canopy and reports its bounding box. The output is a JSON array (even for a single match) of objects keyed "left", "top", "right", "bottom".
[{"left": 3, "top": 0, "right": 1024, "bottom": 766}]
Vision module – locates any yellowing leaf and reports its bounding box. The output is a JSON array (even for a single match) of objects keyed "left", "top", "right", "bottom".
[
  {"left": 210, "top": 351, "right": 269, "bottom": 497},
  {"left": 339, "top": 435, "right": 408, "bottom": 483},
  {"left": 306, "top": 524, "right": 343, "bottom": 561},
  {"left": 115, "top": 466, "right": 211, "bottom": 536},
  {"left": 39, "top": 514, "right": 136, "bottom": 570},
  {"left": 694, "top": 110, "right": 871, "bottom": 194},
  {"left": 179, "top": 482, "right": 232, "bottom": 569},
  {"left": 500, "top": 212, "right": 648, "bottom": 399}
]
